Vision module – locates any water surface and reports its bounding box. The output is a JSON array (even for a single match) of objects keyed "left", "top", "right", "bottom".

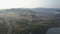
[{"left": 46, "top": 27, "right": 60, "bottom": 34}]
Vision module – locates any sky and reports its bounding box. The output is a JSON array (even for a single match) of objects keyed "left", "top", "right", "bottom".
[{"left": 0, "top": 0, "right": 60, "bottom": 9}]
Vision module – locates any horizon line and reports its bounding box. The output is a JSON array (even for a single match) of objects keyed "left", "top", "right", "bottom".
[{"left": 0, "top": 7, "right": 60, "bottom": 9}]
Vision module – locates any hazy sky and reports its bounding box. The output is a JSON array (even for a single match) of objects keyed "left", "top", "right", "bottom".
[{"left": 0, "top": 0, "right": 60, "bottom": 9}]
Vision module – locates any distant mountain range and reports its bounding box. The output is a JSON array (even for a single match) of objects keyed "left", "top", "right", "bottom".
[
  {"left": 0, "top": 8, "right": 60, "bottom": 12},
  {"left": 32, "top": 8, "right": 60, "bottom": 12}
]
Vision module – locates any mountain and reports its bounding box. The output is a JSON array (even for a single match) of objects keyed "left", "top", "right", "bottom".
[{"left": 32, "top": 8, "right": 57, "bottom": 12}]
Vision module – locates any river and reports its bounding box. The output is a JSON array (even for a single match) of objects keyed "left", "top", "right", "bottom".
[{"left": 46, "top": 27, "right": 60, "bottom": 34}]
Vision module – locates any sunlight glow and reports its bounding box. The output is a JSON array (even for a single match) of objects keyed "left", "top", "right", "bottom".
[
  {"left": 0, "top": 0, "right": 60, "bottom": 9},
  {"left": 0, "top": 0, "right": 42, "bottom": 9}
]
